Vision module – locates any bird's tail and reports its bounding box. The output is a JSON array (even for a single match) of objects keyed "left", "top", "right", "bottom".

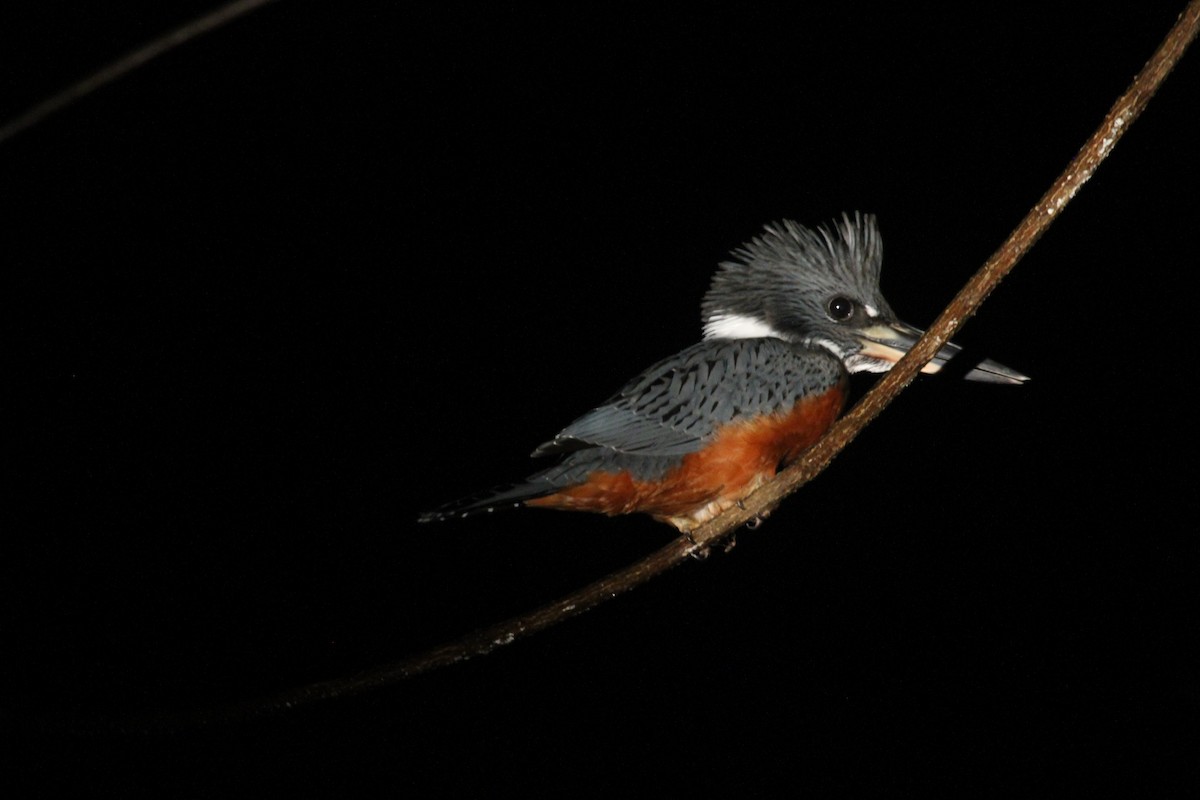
[{"left": 417, "top": 480, "right": 556, "bottom": 523}]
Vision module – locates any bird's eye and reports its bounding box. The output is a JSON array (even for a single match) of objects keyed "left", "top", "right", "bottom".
[{"left": 827, "top": 296, "right": 855, "bottom": 321}]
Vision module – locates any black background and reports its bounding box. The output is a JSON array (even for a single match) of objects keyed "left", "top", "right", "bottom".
[{"left": 3, "top": 2, "right": 1198, "bottom": 795}]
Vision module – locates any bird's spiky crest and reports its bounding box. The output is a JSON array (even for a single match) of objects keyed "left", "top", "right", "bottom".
[{"left": 702, "top": 212, "right": 885, "bottom": 340}]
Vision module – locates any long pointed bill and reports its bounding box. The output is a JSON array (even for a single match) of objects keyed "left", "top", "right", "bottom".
[{"left": 857, "top": 322, "right": 1029, "bottom": 384}]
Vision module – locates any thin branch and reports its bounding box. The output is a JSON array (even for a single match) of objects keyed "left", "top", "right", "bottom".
[
  {"left": 136, "top": 535, "right": 702, "bottom": 731},
  {"left": 129, "top": 0, "right": 1200, "bottom": 732},
  {"left": 693, "top": 0, "right": 1200, "bottom": 540},
  {"left": 0, "top": 0, "right": 279, "bottom": 146}
]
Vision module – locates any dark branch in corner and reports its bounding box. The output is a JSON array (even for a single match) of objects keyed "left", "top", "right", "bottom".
[{"left": 0, "top": 0, "right": 279, "bottom": 146}]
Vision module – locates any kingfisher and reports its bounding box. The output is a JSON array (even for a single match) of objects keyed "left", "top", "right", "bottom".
[{"left": 419, "top": 213, "right": 1027, "bottom": 531}]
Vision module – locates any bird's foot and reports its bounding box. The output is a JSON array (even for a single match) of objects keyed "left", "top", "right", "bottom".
[
  {"left": 734, "top": 497, "right": 769, "bottom": 529},
  {"left": 683, "top": 531, "right": 711, "bottom": 561}
]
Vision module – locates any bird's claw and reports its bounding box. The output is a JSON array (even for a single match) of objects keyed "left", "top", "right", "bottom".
[{"left": 683, "top": 531, "right": 711, "bottom": 560}]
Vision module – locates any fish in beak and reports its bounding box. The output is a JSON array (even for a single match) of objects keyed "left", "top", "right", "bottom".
[{"left": 856, "top": 321, "right": 1029, "bottom": 385}]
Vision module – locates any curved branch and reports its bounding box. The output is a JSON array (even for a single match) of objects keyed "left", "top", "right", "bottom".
[
  {"left": 97, "top": 0, "right": 1200, "bottom": 732},
  {"left": 0, "top": 0, "right": 279, "bottom": 146},
  {"left": 694, "top": 0, "right": 1200, "bottom": 539}
]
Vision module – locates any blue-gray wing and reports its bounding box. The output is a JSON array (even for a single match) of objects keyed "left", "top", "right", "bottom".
[{"left": 531, "top": 338, "right": 844, "bottom": 459}]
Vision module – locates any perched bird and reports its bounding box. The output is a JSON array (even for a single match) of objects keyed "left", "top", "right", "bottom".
[{"left": 420, "top": 213, "right": 1026, "bottom": 531}]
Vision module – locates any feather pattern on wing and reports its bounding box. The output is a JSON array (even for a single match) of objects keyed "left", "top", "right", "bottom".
[{"left": 531, "top": 338, "right": 843, "bottom": 462}]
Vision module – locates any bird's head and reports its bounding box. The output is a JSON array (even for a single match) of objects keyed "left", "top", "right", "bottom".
[{"left": 701, "top": 213, "right": 1027, "bottom": 383}]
